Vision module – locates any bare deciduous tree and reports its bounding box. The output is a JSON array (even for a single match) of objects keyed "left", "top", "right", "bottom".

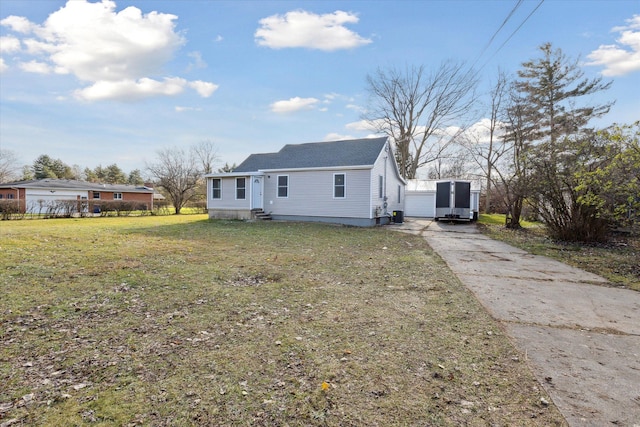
[
  {"left": 364, "top": 62, "right": 478, "bottom": 179},
  {"left": 193, "top": 140, "right": 219, "bottom": 175},
  {"left": 146, "top": 147, "right": 202, "bottom": 214},
  {"left": 461, "top": 70, "right": 510, "bottom": 213},
  {"left": 0, "top": 149, "right": 20, "bottom": 183}
]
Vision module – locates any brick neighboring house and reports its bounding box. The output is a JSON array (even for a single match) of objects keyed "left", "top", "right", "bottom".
[{"left": 0, "top": 179, "right": 155, "bottom": 215}]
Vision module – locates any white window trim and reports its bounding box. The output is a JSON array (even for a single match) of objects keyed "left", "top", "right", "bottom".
[
  {"left": 235, "top": 177, "right": 246, "bottom": 200},
  {"left": 113, "top": 193, "right": 123, "bottom": 200},
  {"left": 93, "top": 192, "right": 101, "bottom": 199},
  {"left": 277, "top": 175, "right": 289, "bottom": 198},
  {"left": 333, "top": 173, "right": 346, "bottom": 199},
  {"left": 212, "top": 178, "right": 222, "bottom": 199}
]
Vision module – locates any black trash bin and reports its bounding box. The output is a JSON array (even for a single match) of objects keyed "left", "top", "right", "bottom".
[{"left": 392, "top": 210, "right": 404, "bottom": 224}]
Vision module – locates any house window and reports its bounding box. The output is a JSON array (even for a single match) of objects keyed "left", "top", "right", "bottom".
[
  {"left": 93, "top": 192, "right": 100, "bottom": 199},
  {"left": 277, "top": 175, "right": 288, "bottom": 198},
  {"left": 212, "top": 178, "right": 221, "bottom": 199},
  {"left": 379, "top": 175, "right": 384, "bottom": 198},
  {"left": 7, "top": 194, "right": 14, "bottom": 199},
  {"left": 236, "top": 178, "right": 246, "bottom": 199},
  {"left": 114, "top": 193, "right": 123, "bottom": 200},
  {"left": 334, "top": 173, "right": 345, "bottom": 198},
  {"left": 0, "top": 194, "right": 3, "bottom": 199},
  {"left": 398, "top": 185, "right": 402, "bottom": 203}
]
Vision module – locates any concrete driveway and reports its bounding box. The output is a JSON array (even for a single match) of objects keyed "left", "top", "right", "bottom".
[{"left": 394, "top": 218, "right": 640, "bottom": 427}]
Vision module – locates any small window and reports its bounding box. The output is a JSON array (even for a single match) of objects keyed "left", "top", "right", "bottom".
[
  {"left": 379, "top": 175, "right": 384, "bottom": 198},
  {"left": 212, "top": 178, "right": 221, "bottom": 199},
  {"left": 397, "top": 185, "right": 402, "bottom": 203},
  {"left": 7, "top": 194, "right": 14, "bottom": 199},
  {"left": 0, "top": 194, "right": 3, "bottom": 199},
  {"left": 334, "top": 173, "right": 345, "bottom": 198},
  {"left": 277, "top": 175, "right": 288, "bottom": 198},
  {"left": 93, "top": 192, "right": 100, "bottom": 199},
  {"left": 236, "top": 178, "right": 246, "bottom": 199},
  {"left": 114, "top": 193, "right": 123, "bottom": 200}
]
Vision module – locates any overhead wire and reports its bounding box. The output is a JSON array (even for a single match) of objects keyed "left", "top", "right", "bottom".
[
  {"left": 477, "top": 0, "right": 545, "bottom": 72},
  {"left": 470, "top": 0, "right": 524, "bottom": 70}
]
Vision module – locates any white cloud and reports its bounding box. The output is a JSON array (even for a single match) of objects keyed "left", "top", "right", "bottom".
[
  {"left": 19, "top": 60, "right": 53, "bottom": 74},
  {"left": 74, "top": 77, "right": 187, "bottom": 101},
  {"left": 0, "top": 15, "right": 36, "bottom": 33},
  {"left": 175, "top": 106, "right": 202, "bottom": 112},
  {"left": 188, "top": 80, "right": 218, "bottom": 97},
  {"left": 187, "top": 51, "right": 206, "bottom": 69},
  {"left": 270, "top": 96, "right": 319, "bottom": 113},
  {"left": 586, "top": 14, "right": 640, "bottom": 76},
  {"left": 0, "top": 36, "right": 21, "bottom": 53},
  {"left": 0, "top": 58, "right": 7, "bottom": 73},
  {"left": 462, "top": 118, "right": 507, "bottom": 144},
  {"left": 1, "top": 0, "right": 218, "bottom": 101},
  {"left": 324, "top": 133, "right": 355, "bottom": 141},
  {"left": 346, "top": 103, "right": 366, "bottom": 113},
  {"left": 346, "top": 119, "right": 380, "bottom": 132},
  {"left": 255, "top": 10, "right": 372, "bottom": 51}
]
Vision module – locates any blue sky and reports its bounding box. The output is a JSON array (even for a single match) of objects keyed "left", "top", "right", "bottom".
[{"left": 1, "top": 0, "right": 639, "bottom": 176}]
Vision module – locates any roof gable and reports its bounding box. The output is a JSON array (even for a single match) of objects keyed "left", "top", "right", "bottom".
[{"left": 234, "top": 137, "right": 388, "bottom": 172}]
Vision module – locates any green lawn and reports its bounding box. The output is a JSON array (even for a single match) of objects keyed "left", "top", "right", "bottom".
[
  {"left": 1, "top": 215, "right": 565, "bottom": 426},
  {"left": 478, "top": 214, "right": 640, "bottom": 291}
]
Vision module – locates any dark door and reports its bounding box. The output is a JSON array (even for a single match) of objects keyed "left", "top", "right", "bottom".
[
  {"left": 454, "top": 182, "right": 471, "bottom": 209},
  {"left": 436, "top": 182, "right": 450, "bottom": 208}
]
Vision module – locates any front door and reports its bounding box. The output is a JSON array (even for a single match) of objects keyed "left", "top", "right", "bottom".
[{"left": 251, "top": 176, "right": 263, "bottom": 210}]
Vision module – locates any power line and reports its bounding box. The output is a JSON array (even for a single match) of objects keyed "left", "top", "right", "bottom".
[
  {"left": 478, "top": 0, "right": 545, "bottom": 72},
  {"left": 470, "top": 0, "right": 524, "bottom": 69}
]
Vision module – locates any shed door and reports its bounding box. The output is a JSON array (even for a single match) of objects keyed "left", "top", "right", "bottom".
[{"left": 405, "top": 193, "right": 435, "bottom": 218}]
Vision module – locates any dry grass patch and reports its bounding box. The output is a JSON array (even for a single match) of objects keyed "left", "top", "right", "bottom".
[{"left": 1, "top": 215, "right": 565, "bottom": 425}]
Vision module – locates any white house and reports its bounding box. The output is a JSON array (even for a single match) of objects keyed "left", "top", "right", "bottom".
[
  {"left": 205, "top": 137, "right": 407, "bottom": 226},
  {"left": 405, "top": 179, "right": 481, "bottom": 220}
]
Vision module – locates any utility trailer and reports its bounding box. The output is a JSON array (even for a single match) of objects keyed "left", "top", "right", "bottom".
[{"left": 434, "top": 180, "right": 473, "bottom": 221}]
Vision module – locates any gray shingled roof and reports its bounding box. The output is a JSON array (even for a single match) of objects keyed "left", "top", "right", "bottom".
[
  {"left": 0, "top": 179, "right": 153, "bottom": 193},
  {"left": 234, "top": 137, "right": 388, "bottom": 172}
]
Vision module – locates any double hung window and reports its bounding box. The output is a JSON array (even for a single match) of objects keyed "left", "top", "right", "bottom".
[
  {"left": 277, "top": 175, "right": 288, "bottom": 198},
  {"left": 334, "top": 173, "right": 345, "bottom": 198},
  {"left": 236, "top": 178, "right": 246, "bottom": 199},
  {"left": 212, "top": 179, "right": 221, "bottom": 199}
]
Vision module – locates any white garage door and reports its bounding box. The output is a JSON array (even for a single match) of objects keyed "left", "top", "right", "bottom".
[
  {"left": 405, "top": 192, "right": 435, "bottom": 217},
  {"left": 25, "top": 190, "right": 86, "bottom": 214}
]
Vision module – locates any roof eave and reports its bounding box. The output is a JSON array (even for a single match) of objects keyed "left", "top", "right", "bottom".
[{"left": 257, "top": 165, "right": 374, "bottom": 173}]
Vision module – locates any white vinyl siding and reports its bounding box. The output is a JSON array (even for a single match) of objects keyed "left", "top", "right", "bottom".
[
  {"left": 265, "top": 169, "right": 370, "bottom": 218},
  {"left": 370, "top": 145, "right": 404, "bottom": 215},
  {"left": 207, "top": 177, "right": 251, "bottom": 209}
]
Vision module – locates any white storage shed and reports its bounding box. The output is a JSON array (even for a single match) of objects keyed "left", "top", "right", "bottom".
[{"left": 405, "top": 179, "right": 481, "bottom": 220}]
